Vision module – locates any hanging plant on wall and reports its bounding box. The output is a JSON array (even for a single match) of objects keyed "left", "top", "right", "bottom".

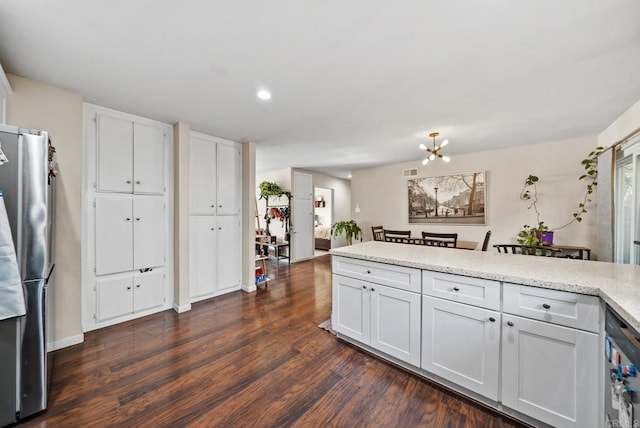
[
  {"left": 257, "top": 181, "right": 292, "bottom": 236},
  {"left": 517, "top": 146, "right": 605, "bottom": 246}
]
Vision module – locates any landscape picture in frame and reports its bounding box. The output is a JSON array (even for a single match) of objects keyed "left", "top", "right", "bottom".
[{"left": 408, "top": 171, "right": 486, "bottom": 225}]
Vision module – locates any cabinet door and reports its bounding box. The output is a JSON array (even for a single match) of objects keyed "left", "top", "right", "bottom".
[
  {"left": 216, "top": 215, "right": 241, "bottom": 295},
  {"left": 189, "top": 134, "right": 217, "bottom": 215},
  {"left": 189, "top": 216, "right": 217, "bottom": 299},
  {"left": 332, "top": 274, "right": 369, "bottom": 344},
  {"left": 501, "top": 314, "right": 598, "bottom": 428},
  {"left": 133, "top": 269, "right": 165, "bottom": 312},
  {"left": 95, "top": 197, "right": 133, "bottom": 275},
  {"left": 216, "top": 143, "right": 240, "bottom": 215},
  {"left": 96, "top": 274, "right": 133, "bottom": 321},
  {"left": 133, "top": 123, "right": 165, "bottom": 195},
  {"left": 292, "top": 197, "right": 314, "bottom": 261},
  {"left": 96, "top": 114, "right": 133, "bottom": 193},
  {"left": 370, "top": 284, "right": 421, "bottom": 366},
  {"left": 133, "top": 197, "right": 165, "bottom": 269},
  {"left": 421, "top": 296, "right": 500, "bottom": 400}
]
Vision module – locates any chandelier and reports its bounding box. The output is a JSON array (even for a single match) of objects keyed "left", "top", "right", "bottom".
[{"left": 419, "top": 132, "right": 451, "bottom": 165}]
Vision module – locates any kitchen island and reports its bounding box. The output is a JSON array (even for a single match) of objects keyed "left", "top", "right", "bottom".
[{"left": 330, "top": 241, "right": 640, "bottom": 428}]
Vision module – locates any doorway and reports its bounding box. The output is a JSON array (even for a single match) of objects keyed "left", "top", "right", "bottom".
[{"left": 314, "top": 187, "right": 334, "bottom": 257}]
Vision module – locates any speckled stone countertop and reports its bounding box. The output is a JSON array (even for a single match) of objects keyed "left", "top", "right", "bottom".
[{"left": 330, "top": 241, "right": 640, "bottom": 332}]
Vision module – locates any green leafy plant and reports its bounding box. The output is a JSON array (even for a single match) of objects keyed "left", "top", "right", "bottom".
[
  {"left": 331, "top": 220, "right": 362, "bottom": 245},
  {"left": 517, "top": 146, "right": 605, "bottom": 245},
  {"left": 258, "top": 181, "right": 291, "bottom": 198}
]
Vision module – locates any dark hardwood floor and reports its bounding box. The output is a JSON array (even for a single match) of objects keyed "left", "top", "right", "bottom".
[{"left": 23, "top": 255, "right": 525, "bottom": 427}]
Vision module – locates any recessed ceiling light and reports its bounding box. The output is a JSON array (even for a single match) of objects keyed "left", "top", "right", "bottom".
[
  {"left": 348, "top": 173, "right": 352, "bottom": 178},
  {"left": 257, "top": 90, "right": 271, "bottom": 100}
]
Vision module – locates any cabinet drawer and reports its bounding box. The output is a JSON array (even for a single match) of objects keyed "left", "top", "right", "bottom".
[
  {"left": 422, "top": 271, "right": 500, "bottom": 310},
  {"left": 332, "top": 256, "right": 420, "bottom": 293},
  {"left": 503, "top": 283, "right": 599, "bottom": 333}
]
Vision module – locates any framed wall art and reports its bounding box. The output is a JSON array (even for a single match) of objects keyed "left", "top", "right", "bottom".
[{"left": 408, "top": 171, "right": 486, "bottom": 225}]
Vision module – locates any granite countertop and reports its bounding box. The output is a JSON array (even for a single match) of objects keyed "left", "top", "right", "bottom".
[{"left": 330, "top": 241, "right": 640, "bottom": 332}]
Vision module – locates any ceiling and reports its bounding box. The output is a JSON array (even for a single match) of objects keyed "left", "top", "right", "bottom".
[{"left": 1, "top": 1, "right": 639, "bottom": 179}]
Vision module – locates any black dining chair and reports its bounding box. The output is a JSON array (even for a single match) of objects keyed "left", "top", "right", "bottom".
[
  {"left": 493, "top": 244, "right": 561, "bottom": 257},
  {"left": 383, "top": 229, "right": 411, "bottom": 243},
  {"left": 481, "top": 231, "right": 492, "bottom": 251},
  {"left": 421, "top": 232, "right": 458, "bottom": 248},
  {"left": 371, "top": 225, "right": 384, "bottom": 241}
]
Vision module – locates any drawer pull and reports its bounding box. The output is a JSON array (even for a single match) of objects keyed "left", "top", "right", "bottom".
[
  {"left": 542, "top": 303, "right": 551, "bottom": 309},
  {"left": 507, "top": 321, "right": 514, "bottom": 327},
  {"left": 453, "top": 287, "right": 460, "bottom": 292},
  {"left": 489, "top": 317, "right": 496, "bottom": 322},
  {"left": 366, "top": 270, "right": 371, "bottom": 274}
]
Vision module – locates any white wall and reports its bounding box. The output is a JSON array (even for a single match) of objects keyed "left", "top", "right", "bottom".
[
  {"left": 6, "top": 74, "right": 84, "bottom": 348},
  {"left": 351, "top": 136, "right": 599, "bottom": 254}
]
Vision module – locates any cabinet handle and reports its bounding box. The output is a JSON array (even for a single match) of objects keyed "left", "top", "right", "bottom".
[
  {"left": 136, "top": 284, "right": 141, "bottom": 288},
  {"left": 371, "top": 288, "right": 375, "bottom": 292},
  {"left": 126, "top": 180, "right": 131, "bottom": 184},
  {"left": 126, "top": 286, "right": 132, "bottom": 290},
  {"left": 211, "top": 228, "right": 215, "bottom": 231},
  {"left": 507, "top": 321, "right": 514, "bottom": 327},
  {"left": 489, "top": 317, "right": 496, "bottom": 322},
  {"left": 211, "top": 204, "right": 215, "bottom": 208},
  {"left": 136, "top": 180, "right": 141, "bottom": 184},
  {"left": 135, "top": 217, "right": 141, "bottom": 221},
  {"left": 218, "top": 227, "right": 222, "bottom": 230},
  {"left": 125, "top": 217, "right": 131, "bottom": 221},
  {"left": 542, "top": 303, "right": 551, "bottom": 309},
  {"left": 362, "top": 285, "right": 367, "bottom": 289},
  {"left": 366, "top": 270, "right": 371, "bottom": 274},
  {"left": 453, "top": 287, "right": 460, "bottom": 292}
]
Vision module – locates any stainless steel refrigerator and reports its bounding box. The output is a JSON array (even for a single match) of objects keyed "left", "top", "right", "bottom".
[{"left": 0, "top": 124, "right": 55, "bottom": 425}]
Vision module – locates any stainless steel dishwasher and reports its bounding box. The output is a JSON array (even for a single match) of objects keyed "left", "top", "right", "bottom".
[{"left": 605, "top": 306, "right": 640, "bottom": 428}]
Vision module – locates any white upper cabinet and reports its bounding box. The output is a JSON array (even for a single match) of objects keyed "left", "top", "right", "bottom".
[
  {"left": 189, "top": 132, "right": 240, "bottom": 216},
  {"left": 293, "top": 171, "right": 313, "bottom": 200},
  {"left": 216, "top": 142, "right": 241, "bottom": 215},
  {"left": 96, "top": 113, "right": 165, "bottom": 195},
  {"left": 133, "top": 123, "right": 165, "bottom": 194},
  {"left": 189, "top": 133, "right": 217, "bottom": 215},
  {"left": 97, "top": 115, "right": 134, "bottom": 193}
]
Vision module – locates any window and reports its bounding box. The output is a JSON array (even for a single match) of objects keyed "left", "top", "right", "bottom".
[{"left": 614, "top": 139, "right": 640, "bottom": 264}]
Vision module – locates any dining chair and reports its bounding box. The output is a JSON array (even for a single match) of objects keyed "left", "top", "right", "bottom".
[
  {"left": 421, "top": 232, "right": 458, "bottom": 248},
  {"left": 383, "top": 229, "right": 411, "bottom": 243},
  {"left": 481, "top": 230, "right": 492, "bottom": 251},
  {"left": 371, "top": 225, "right": 384, "bottom": 241},
  {"left": 493, "top": 244, "right": 561, "bottom": 257}
]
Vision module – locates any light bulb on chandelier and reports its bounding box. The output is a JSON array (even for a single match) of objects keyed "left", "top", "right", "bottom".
[{"left": 419, "top": 132, "right": 451, "bottom": 165}]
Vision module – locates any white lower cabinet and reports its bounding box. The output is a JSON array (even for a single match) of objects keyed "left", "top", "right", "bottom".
[
  {"left": 421, "top": 296, "right": 500, "bottom": 400},
  {"left": 501, "top": 314, "right": 599, "bottom": 428},
  {"left": 189, "top": 215, "right": 241, "bottom": 301},
  {"left": 96, "top": 269, "right": 165, "bottom": 322},
  {"left": 332, "top": 274, "right": 421, "bottom": 366}
]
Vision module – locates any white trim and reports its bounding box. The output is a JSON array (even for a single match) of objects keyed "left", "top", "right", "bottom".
[
  {"left": 242, "top": 283, "right": 257, "bottom": 293},
  {"left": 47, "top": 333, "right": 84, "bottom": 352},
  {"left": 172, "top": 302, "right": 191, "bottom": 313},
  {"left": 0, "top": 63, "right": 12, "bottom": 96}
]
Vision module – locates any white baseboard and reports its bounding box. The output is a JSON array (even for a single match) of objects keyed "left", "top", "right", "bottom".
[
  {"left": 242, "top": 283, "right": 257, "bottom": 293},
  {"left": 172, "top": 302, "right": 191, "bottom": 313},
  {"left": 47, "top": 333, "right": 84, "bottom": 352}
]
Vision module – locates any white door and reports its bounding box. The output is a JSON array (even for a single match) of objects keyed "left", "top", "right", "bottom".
[
  {"left": 96, "top": 274, "right": 133, "bottom": 321},
  {"left": 216, "top": 215, "right": 241, "bottom": 295},
  {"left": 422, "top": 296, "right": 500, "bottom": 400},
  {"left": 133, "top": 269, "right": 165, "bottom": 312},
  {"left": 293, "top": 171, "right": 313, "bottom": 200},
  {"left": 189, "top": 134, "right": 217, "bottom": 215},
  {"left": 189, "top": 216, "right": 217, "bottom": 300},
  {"left": 370, "top": 284, "right": 421, "bottom": 366},
  {"left": 217, "top": 143, "right": 240, "bottom": 215},
  {"left": 96, "top": 114, "right": 133, "bottom": 193},
  {"left": 501, "top": 314, "right": 599, "bottom": 428},
  {"left": 133, "top": 197, "right": 165, "bottom": 269},
  {"left": 292, "top": 197, "right": 314, "bottom": 261},
  {"left": 133, "top": 122, "right": 165, "bottom": 195},
  {"left": 332, "top": 274, "right": 370, "bottom": 344},
  {"left": 95, "top": 196, "right": 133, "bottom": 275}
]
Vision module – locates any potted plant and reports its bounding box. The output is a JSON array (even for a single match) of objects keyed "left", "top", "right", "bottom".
[
  {"left": 331, "top": 220, "right": 362, "bottom": 245},
  {"left": 517, "top": 146, "right": 604, "bottom": 246},
  {"left": 258, "top": 181, "right": 292, "bottom": 237}
]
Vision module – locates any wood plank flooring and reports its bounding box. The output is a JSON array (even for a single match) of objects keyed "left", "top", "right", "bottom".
[{"left": 22, "top": 255, "right": 525, "bottom": 427}]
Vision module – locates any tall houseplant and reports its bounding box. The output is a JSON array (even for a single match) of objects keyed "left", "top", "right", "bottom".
[
  {"left": 331, "top": 220, "right": 362, "bottom": 245},
  {"left": 517, "top": 146, "right": 604, "bottom": 246}
]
